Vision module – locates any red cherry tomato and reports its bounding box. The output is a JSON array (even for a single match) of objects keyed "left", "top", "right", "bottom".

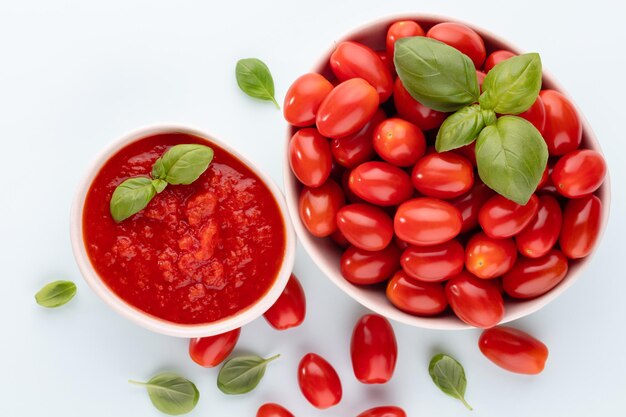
[
  {"left": 298, "top": 353, "right": 342, "bottom": 409},
  {"left": 450, "top": 180, "right": 495, "bottom": 233},
  {"left": 394, "top": 198, "right": 462, "bottom": 246},
  {"left": 377, "top": 50, "right": 397, "bottom": 77},
  {"left": 357, "top": 406, "right": 407, "bottom": 417},
  {"left": 551, "top": 149, "right": 607, "bottom": 198},
  {"left": 503, "top": 250, "right": 568, "bottom": 299},
  {"left": 540, "top": 90, "right": 582, "bottom": 156},
  {"left": 516, "top": 195, "right": 562, "bottom": 258},
  {"left": 188, "top": 328, "right": 240, "bottom": 368},
  {"left": 560, "top": 195, "right": 602, "bottom": 259},
  {"left": 386, "top": 270, "right": 448, "bottom": 316},
  {"left": 479, "top": 327, "right": 548, "bottom": 374},
  {"left": 337, "top": 204, "right": 394, "bottom": 251},
  {"left": 412, "top": 153, "right": 474, "bottom": 199},
  {"left": 288, "top": 128, "right": 332, "bottom": 187},
  {"left": 451, "top": 141, "right": 477, "bottom": 166},
  {"left": 445, "top": 271, "right": 504, "bottom": 328},
  {"left": 373, "top": 118, "right": 426, "bottom": 166},
  {"left": 351, "top": 314, "right": 398, "bottom": 384},
  {"left": 299, "top": 180, "right": 345, "bottom": 237},
  {"left": 465, "top": 232, "right": 517, "bottom": 279},
  {"left": 386, "top": 20, "right": 425, "bottom": 61},
  {"left": 263, "top": 274, "right": 306, "bottom": 330},
  {"left": 518, "top": 95, "right": 547, "bottom": 134},
  {"left": 349, "top": 161, "right": 413, "bottom": 206},
  {"left": 476, "top": 70, "right": 486, "bottom": 91},
  {"left": 536, "top": 164, "right": 550, "bottom": 190},
  {"left": 401, "top": 240, "right": 464, "bottom": 282},
  {"left": 393, "top": 77, "right": 447, "bottom": 130},
  {"left": 284, "top": 73, "right": 334, "bottom": 127},
  {"left": 317, "top": 78, "right": 379, "bottom": 139},
  {"left": 330, "top": 41, "right": 393, "bottom": 102},
  {"left": 427, "top": 22, "right": 486, "bottom": 68},
  {"left": 257, "top": 403, "right": 294, "bottom": 417},
  {"left": 341, "top": 244, "right": 400, "bottom": 285},
  {"left": 331, "top": 228, "right": 350, "bottom": 248},
  {"left": 483, "top": 50, "right": 516, "bottom": 72},
  {"left": 478, "top": 194, "right": 539, "bottom": 238},
  {"left": 331, "top": 108, "right": 386, "bottom": 168}
]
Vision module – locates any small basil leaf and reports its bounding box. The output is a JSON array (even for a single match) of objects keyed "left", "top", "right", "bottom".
[
  {"left": 151, "top": 144, "right": 214, "bottom": 185},
  {"left": 236, "top": 58, "right": 279, "bottom": 108},
  {"left": 435, "top": 104, "right": 485, "bottom": 152},
  {"left": 479, "top": 53, "right": 542, "bottom": 114},
  {"left": 151, "top": 178, "right": 168, "bottom": 193},
  {"left": 129, "top": 372, "right": 199, "bottom": 416},
  {"left": 110, "top": 177, "right": 156, "bottom": 223},
  {"left": 394, "top": 37, "right": 479, "bottom": 112},
  {"left": 429, "top": 353, "right": 472, "bottom": 411},
  {"left": 35, "top": 280, "right": 77, "bottom": 308},
  {"left": 217, "top": 354, "right": 279, "bottom": 395},
  {"left": 476, "top": 116, "right": 548, "bottom": 205}
]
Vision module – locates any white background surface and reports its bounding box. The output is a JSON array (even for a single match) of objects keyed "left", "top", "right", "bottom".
[{"left": 1, "top": 1, "right": 625, "bottom": 416}]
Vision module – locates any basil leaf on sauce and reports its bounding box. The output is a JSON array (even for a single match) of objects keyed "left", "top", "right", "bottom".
[
  {"left": 35, "top": 280, "right": 77, "bottom": 308},
  {"left": 151, "top": 144, "right": 214, "bottom": 185},
  {"left": 129, "top": 372, "right": 199, "bottom": 416},
  {"left": 217, "top": 354, "right": 280, "bottom": 395},
  {"left": 109, "top": 177, "right": 157, "bottom": 223}
]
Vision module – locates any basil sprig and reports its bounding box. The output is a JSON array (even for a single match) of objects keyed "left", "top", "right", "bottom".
[
  {"left": 429, "top": 353, "right": 472, "bottom": 411},
  {"left": 35, "top": 280, "right": 77, "bottom": 308},
  {"left": 129, "top": 372, "right": 199, "bottom": 415},
  {"left": 217, "top": 354, "right": 279, "bottom": 395},
  {"left": 235, "top": 58, "right": 279, "bottom": 108}
]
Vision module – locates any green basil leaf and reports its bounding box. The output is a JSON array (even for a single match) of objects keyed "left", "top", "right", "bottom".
[
  {"left": 217, "top": 354, "right": 279, "bottom": 395},
  {"left": 109, "top": 177, "right": 156, "bottom": 223},
  {"left": 476, "top": 115, "right": 548, "bottom": 204},
  {"left": 394, "top": 37, "right": 479, "bottom": 112},
  {"left": 236, "top": 58, "right": 279, "bottom": 108},
  {"left": 429, "top": 353, "right": 472, "bottom": 411},
  {"left": 35, "top": 280, "right": 77, "bottom": 308},
  {"left": 151, "top": 178, "right": 168, "bottom": 193},
  {"left": 435, "top": 104, "right": 485, "bottom": 152},
  {"left": 479, "top": 53, "right": 542, "bottom": 114},
  {"left": 129, "top": 372, "right": 199, "bottom": 416},
  {"left": 151, "top": 144, "right": 214, "bottom": 185}
]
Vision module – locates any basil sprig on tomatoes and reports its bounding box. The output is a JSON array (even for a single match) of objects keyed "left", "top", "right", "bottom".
[{"left": 395, "top": 37, "right": 548, "bottom": 204}]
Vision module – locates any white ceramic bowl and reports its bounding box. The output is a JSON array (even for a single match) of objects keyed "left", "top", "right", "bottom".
[
  {"left": 71, "top": 124, "right": 296, "bottom": 337},
  {"left": 284, "top": 15, "right": 611, "bottom": 330}
]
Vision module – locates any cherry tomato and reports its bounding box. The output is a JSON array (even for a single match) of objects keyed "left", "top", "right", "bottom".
[
  {"left": 401, "top": 240, "right": 464, "bottom": 282},
  {"left": 445, "top": 271, "right": 504, "bottom": 328},
  {"left": 331, "top": 108, "right": 386, "bottom": 169},
  {"left": 351, "top": 314, "right": 398, "bottom": 384},
  {"left": 386, "top": 20, "right": 425, "bottom": 61},
  {"left": 484, "top": 50, "right": 516, "bottom": 72},
  {"left": 552, "top": 149, "right": 607, "bottom": 198},
  {"left": 357, "top": 406, "right": 407, "bottom": 417},
  {"left": 188, "top": 328, "right": 240, "bottom": 368},
  {"left": 263, "top": 274, "right": 306, "bottom": 330},
  {"left": 394, "top": 198, "right": 462, "bottom": 246},
  {"left": 393, "top": 77, "right": 447, "bottom": 130},
  {"left": 427, "top": 22, "right": 486, "bottom": 68},
  {"left": 298, "top": 353, "right": 342, "bottom": 409},
  {"left": 288, "top": 128, "right": 332, "bottom": 187},
  {"left": 503, "top": 250, "right": 568, "bottom": 299},
  {"left": 465, "top": 232, "right": 518, "bottom": 279},
  {"left": 516, "top": 195, "right": 562, "bottom": 258},
  {"left": 540, "top": 89, "right": 582, "bottom": 156},
  {"left": 518, "top": 95, "right": 547, "bottom": 134},
  {"left": 317, "top": 78, "right": 379, "bottom": 139},
  {"left": 451, "top": 141, "right": 477, "bottom": 166},
  {"left": 284, "top": 73, "right": 334, "bottom": 127},
  {"left": 373, "top": 118, "right": 426, "bottom": 166},
  {"left": 349, "top": 161, "right": 413, "bottom": 206},
  {"left": 479, "top": 194, "right": 539, "bottom": 238},
  {"left": 337, "top": 204, "right": 394, "bottom": 251},
  {"left": 560, "top": 195, "right": 602, "bottom": 259},
  {"left": 257, "top": 403, "right": 295, "bottom": 417},
  {"left": 330, "top": 41, "right": 393, "bottom": 102},
  {"left": 479, "top": 327, "right": 548, "bottom": 374},
  {"left": 341, "top": 244, "right": 400, "bottom": 285},
  {"left": 331, "top": 228, "right": 350, "bottom": 248},
  {"left": 476, "top": 70, "right": 486, "bottom": 91},
  {"left": 386, "top": 270, "right": 448, "bottom": 316},
  {"left": 299, "top": 180, "right": 345, "bottom": 237},
  {"left": 536, "top": 164, "right": 550, "bottom": 190},
  {"left": 450, "top": 180, "right": 495, "bottom": 233},
  {"left": 412, "top": 153, "right": 474, "bottom": 199}
]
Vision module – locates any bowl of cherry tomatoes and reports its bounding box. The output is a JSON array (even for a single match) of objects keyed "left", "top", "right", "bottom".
[{"left": 283, "top": 15, "right": 610, "bottom": 330}]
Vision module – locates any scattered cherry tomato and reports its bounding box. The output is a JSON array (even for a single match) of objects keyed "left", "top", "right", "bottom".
[
  {"left": 518, "top": 95, "right": 547, "bottom": 134},
  {"left": 479, "top": 326, "right": 549, "bottom": 374},
  {"left": 394, "top": 198, "right": 462, "bottom": 246},
  {"left": 188, "top": 328, "right": 240, "bottom": 368},
  {"left": 331, "top": 108, "right": 386, "bottom": 168},
  {"left": 341, "top": 244, "right": 400, "bottom": 285},
  {"left": 445, "top": 271, "right": 504, "bottom": 328},
  {"left": 465, "top": 232, "right": 517, "bottom": 279},
  {"left": 284, "top": 73, "right": 334, "bottom": 127},
  {"left": 515, "top": 195, "right": 562, "bottom": 258},
  {"left": 386, "top": 20, "right": 425, "bottom": 61},
  {"left": 540, "top": 89, "right": 582, "bottom": 156},
  {"left": 349, "top": 161, "right": 413, "bottom": 206},
  {"left": 483, "top": 50, "right": 516, "bottom": 72},
  {"left": 412, "top": 153, "right": 474, "bottom": 199},
  {"left": 337, "top": 203, "right": 394, "bottom": 251},
  {"left": 351, "top": 314, "right": 397, "bottom": 384},
  {"left": 503, "top": 249, "right": 568, "bottom": 299},
  {"left": 551, "top": 149, "right": 607, "bottom": 198},
  {"left": 357, "top": 406, "right": 407, "bottom": 417},
  {"left": 257, "top": 403, "right": 295, "bottom": 417},
  {"left": 401, "top": 240, "right": 464, "bottom": 282},
  {"left": 427, "top": 22, "right": 486, "bottom": 68},
  {"left": 299, "top": 179, "right": 345, "bottom": 237},
  {"left": 560, "top": 194, "right": 602, "bottom": 259},
  {"left": 263, "top": 274, "right": 306, "bottom": 330},
  {"left": 478, "top": 194, "right": 539, "bottom": 238},
  {"left": 288, "top": 128, "right": 332, "bottom": 187},
  {"left": 386, "top": 270, "right": 448, "bottom": 316},
  {"left": 298, "top": 353, "right": 342, "bottom": 409},
  {"left": 393, "top": 77, "right": 447, "bottom": 130},
  {"left": 373, "top": 117, "right": 426, "bottom": 166},
  {"left": 450, "top": 179, "right": 495, "bottom": 233}
]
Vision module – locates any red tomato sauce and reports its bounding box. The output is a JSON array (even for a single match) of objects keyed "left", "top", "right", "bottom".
[{"left": 83, "top": 133, "right": 286, "bottom": 324}]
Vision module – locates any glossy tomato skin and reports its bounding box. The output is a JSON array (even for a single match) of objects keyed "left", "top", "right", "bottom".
[
  {"left": 401, "top": 240, "right": 464, "bottom": 282},
  {"left": 189, "top": 328, "right": 240, "bottom": 368},
  {"left": 412, "top": 153, "right": 474, "bottom": 199},
  {"left": 518, "top": 95, "right": 547, "bottom": 134},
  {"left": 377, "top": 50, "right": 397, "bottom": 78},
  {"left": 357, "top": 406, "right": 407, "bottom": 417},
  {"left": 299, "top": 180, "right": 345, "bottom": 237},
  {"left": 394, "top": 77, "right": 447, "bottom": 131},
  {"left": 427, "top": 22, "right": 486, "bottom": 68},
  {"left": 373, "top": 118, "right": 426, "bottom": 167},
  {"left": 351, "top": 314, "right": 398, "bottom": 384},
  {"left": 341, "top": 244, "right": 401, "bottom": 285},
  {"left": 484, "top": 50, "right": 516, "bottom": 72},
  {"left": 288, "top": 128, "right": 332, "bottom": 187},
  {"left": 503, "top": 250, "right": 568, "bottom": 299},
  {"left": 337, "top": 204, "right": 394, "bottom": 251},
  {"left": 560, "top": 195, "right": 602, "bottom": 259},
  {"left": 451, "top": 141, "right": 477, "bottom": 166},
  {"left": 386, "top": 270, "right": 448, "bottom": 316},
  {"left": 540, "top": 90, "right": 582, "bottom": 156},
  {"left": 263, "top": 274, "right": 306, "bottom": 330},
  {"left": 349, "top": 161, "right": 414, "bottom": 206},
  {"left": 284, "top": 73, "right": 334, "bottom": 127},
  {"left": 257, "top": 403, "right": 295, "bottom": 417},
  {"left": 298, "top": 353, "right": 342, "bottom": 409},
  {"left": 479, "top": 327, "right": 549, "bottom": 374},
  {"left": 445, "top": 271, "right": 505, "bottom": 328},
  {"left": 551, "top": 149, "right": 607, "bottom": 198},
  {"left": 330, "top": 41, "right": 393, "bottom": 102},
  {"left": 386, "top": 20, "right": 425, "bottom": 61},
  {"left": 394, "top": 198, "right": 462, "bottom": 246},
  {"left": 465, "top": 232, "right": 518, "bottom": 279},
  {"left": 479, "top": 194, "right": 539, "bottom": 239},
  {"left": 516, "top": 195, "right": 562, "bottom": 258},
  {"left": 331, "top": 108, "right": 386, "bottom": 168},
  {"left": 450, "top": 180, "right": 495, "bottom": 233}
]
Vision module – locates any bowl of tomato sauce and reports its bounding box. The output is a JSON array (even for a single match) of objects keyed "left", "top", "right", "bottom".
[
  {"left": 283, "top": 15, "right": 610, "bottom": 330},
  {"left": 71, "top": 125, "right": 295, "bottom": 337}
]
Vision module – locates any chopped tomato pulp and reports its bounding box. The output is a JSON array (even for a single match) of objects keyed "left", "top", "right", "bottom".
[{"left": 83, "top": 133, "right": 286, "bottom": 324}]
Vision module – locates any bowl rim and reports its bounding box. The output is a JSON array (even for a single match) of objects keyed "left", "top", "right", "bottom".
[{"left": 71, "top": 123, "right": 296, "bottom": 338}]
